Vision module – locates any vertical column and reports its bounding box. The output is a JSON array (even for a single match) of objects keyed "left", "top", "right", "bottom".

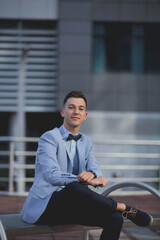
[{"left": 16, "top": 45, "right": 28, "bottom": 193}]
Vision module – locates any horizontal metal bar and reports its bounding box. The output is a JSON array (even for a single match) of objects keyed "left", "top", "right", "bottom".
[
  {"left": 14, "top": 151, "right": 36, "bottom": 156},
  {"left": 0, "top": 164, "right": 159, "bottom": 171},
  {"left": 25, "top": 92, "right": 57, "bottom": 98},
  {"left": 0, "top": 86, "right": 18, "bottom": 90},
  {"left": 0, "top": 164, "right": 9, "bottom": 168},
  {"left": 0, "top": 177, "right": 34, "bottom": 182},
  {"left": 0, "top": 36, "right": 57, "bottom": 42},
  {"left": 26, "top": 65, "right": 56, "bottom": 71},
  {"left": 0, "top": 29, "right": 57, "bottom": 35},
  {"left": 14, "top": 178, "right": 34, "bottom": 182},
  {"left": 25, "top": 99, "right": 56, "bottom": 106},
  {"left": 0, "top": 50, "right": 57, "bottom": 57},
  {"left": 107, "top": 177, "right": 159, "bottom": 182},
  {"left": 0, "top": 137, "right": 39, "bottom": 142},
  {"left": 94, "top": 139, "right": 160, "bottom": 146},
  {"left": 26, "top": 79, "right": 57, "bottom": 85},
  {"left": 0, "top": 191, "right": 28, "bottom": 196},
  {"left": 0, "top": 106, "right": 18, "bottom": 112},
  {"left": 0, "top": 151, "right": 10, "bottom": 156},
  {"left": 0, "top": 72, "right": 18, "bottom": 77},
  {"left": 0, "top": 99, "right": 17, "bottom": 105},
  {"left": 26, "top": 58, "right": 57, "bottom": 63},
  {"left": 25, "top": 85, "right": 57, "bottom": 91},
  {"left": 24, "top": 106, "right": 57, "bottom": 112},
  {"left": 0, "top": 178, "right": 9, "bottom": 182},
  {"left": 101, "top": 165, "right": 160, "bottom": 170},
  {"left": 95, "top": 152, "right": 160, "bottom": 158},
  {"left": 0, "top": 164, "right": 35, "bottom": 169},
  {"left": 26, "top": 72, "right": 57, "bottom": 77},
  {"left": 0, "top": 177, "right": 158, "bottom": 183},
  {"left": 0, "top": 79, "right": 18, "bottom": 84}
]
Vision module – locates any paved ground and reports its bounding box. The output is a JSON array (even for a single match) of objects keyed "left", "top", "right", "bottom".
[{"left": 0, "top": 194, "right": 160, "bottom": 240}]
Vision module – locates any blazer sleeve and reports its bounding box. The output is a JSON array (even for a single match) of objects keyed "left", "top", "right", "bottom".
[
  {"left": 85, "top": 137, "right": 103, "bottom": 177},
  {"left": 36, "top": 130, "right": 78, "bottom": 186}
]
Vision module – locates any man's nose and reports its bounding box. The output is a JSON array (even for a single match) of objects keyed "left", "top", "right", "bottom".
[{"left": 74, "top": 108, "right": 79, "bottom": 114}]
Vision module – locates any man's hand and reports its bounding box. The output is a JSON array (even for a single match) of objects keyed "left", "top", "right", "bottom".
[
  {"left": 78, "top": 171, "right": 95, "bottom": 183},
  {"left": 78, "top": 171, "right": 107, "bottom": 187},
  {"left": 89, "top": 176, "right": 107, "bottom": 187}
]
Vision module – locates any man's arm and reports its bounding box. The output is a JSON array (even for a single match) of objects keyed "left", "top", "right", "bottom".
[
  {"left": 78, "top": 172, "right": 107, "bottom": 187},
  {"left": 77, "top": 136, "right": 107, "bottom": 187}
]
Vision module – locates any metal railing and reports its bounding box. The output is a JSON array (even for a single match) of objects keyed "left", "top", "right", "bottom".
[{"left": 0, "top": 136, "right": 160, "bottom": 196}]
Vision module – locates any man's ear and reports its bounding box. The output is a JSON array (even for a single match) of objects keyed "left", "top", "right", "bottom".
[
  {"left": 60, "top": 108, "right": 64, "bottom": 117},
  {"left": 84, "top": 112, "right": 87, "bottom": 120}
]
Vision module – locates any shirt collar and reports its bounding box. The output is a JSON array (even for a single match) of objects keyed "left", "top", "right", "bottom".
[{"left": 61, "top": 124, "right": 81, "bottom": 141}]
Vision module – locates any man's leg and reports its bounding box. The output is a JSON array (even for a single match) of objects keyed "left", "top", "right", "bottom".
[
  {"left": 37, "top": 182, "right": 123, "bottom": 240},
  {"left": 100, "top": 211, "right": 123, "bottom": 240},
  {"left": 37, "top": 182, "right": 153, "bottom": 239}
]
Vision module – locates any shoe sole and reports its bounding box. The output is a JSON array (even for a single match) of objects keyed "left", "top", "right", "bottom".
[{"left": 148, "top": 214, "right": 153, "bottom": 226}]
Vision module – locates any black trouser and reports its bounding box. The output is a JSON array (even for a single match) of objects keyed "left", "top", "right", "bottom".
[{"left": 37, "top": 182, "right": 123, "bottom": 240}]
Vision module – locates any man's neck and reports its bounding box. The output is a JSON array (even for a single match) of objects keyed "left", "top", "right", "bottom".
[{"left": 63, "top": 124, "right": 80, "bottom": 135}]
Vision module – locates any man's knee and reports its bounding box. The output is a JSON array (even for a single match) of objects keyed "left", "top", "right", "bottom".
[
  {"left": 111, "top": 211, "right": 123, "bottom": 227},
  {"left": 66, "top": 181, "right": 87, "bottom": 192}
]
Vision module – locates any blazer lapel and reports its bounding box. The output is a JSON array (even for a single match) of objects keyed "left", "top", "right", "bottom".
[
  {"left": 63, "top": 140, "right": 72, "bottom": 161},
  {"left": 58, "top": 126, "right": 72, "bottom": 161},
  {"left": 77, "top": 137, "right": 86, "bottom": 173}
]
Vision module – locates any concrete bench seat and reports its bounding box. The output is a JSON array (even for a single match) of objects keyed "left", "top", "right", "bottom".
[
  {"left": 1, "top": 213, "right": 159, "bottom": 240},
  {"left": 0, "top": 181, "right": 160, "bottom": 240}
]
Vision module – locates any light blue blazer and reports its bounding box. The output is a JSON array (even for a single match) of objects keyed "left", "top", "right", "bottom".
[{"left": 21, "top": 126, "right": 102, "bottom": 223}]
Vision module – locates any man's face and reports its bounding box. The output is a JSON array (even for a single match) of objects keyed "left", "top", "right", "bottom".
[{"left": 61, "top": 97, "right": 87, "bottom": 132}]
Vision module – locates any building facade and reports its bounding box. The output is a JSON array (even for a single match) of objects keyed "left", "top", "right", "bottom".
[{"left": 0, "top": 0, "right": 160, "bottom": 139}]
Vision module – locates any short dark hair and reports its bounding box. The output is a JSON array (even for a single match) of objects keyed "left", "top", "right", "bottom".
[{"left": 63, "top": 91, "right": 87, "bottom": 108}]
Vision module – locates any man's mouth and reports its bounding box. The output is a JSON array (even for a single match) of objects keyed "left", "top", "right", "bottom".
[{"left": 71, "top": 117, "right": 79, "bottom": 120}]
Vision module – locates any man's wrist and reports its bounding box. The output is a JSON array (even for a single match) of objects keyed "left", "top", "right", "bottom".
[{"left": 89, "top": 170, "right": 97, "bottom": 178}]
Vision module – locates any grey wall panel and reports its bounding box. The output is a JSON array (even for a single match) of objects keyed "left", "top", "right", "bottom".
[
  {"left": 148, "top": 95, "right": 160, "bottom": 112},
  {"left": 81, "top": 111, "right": 160, "bottom": 138},
  {"left": 148, "top": 2, "right": 160, "bottom": 22},
  {"left": 0, "top": 0, "right": 19, "bottom": 18},
  {"left": 119, "top": 94, "right": 147, "bottom": 111},
  {"left": 60, "top": 34, "right": 91, "bottom": 53},
  {"left": 59, "top": 73, "right": 91, "bottom": 92},
  {"left": 93, "top": 0, "right": 160, "bottom": 22},
  {"left": 148, "top": 75, "right": 160, "bottom": 94},
  {"left": 59, "top": 54, "right": 91, "bottom": 72},
  {"left": 0, "top": 0, "right": 58, "bottom": 19},
  {"left": 58, "top": 0, "right": 92, "bottom": 109},
  {"left": 118, "top": 3, "right": 147, "bottom": 22},
  {"left": 89, "top": 93, "right": 118, "bottom": 111},
  {"left": 60, "top": 21, "right": 91, "bottom": 34},
  {"left": 119, "top": 75, "right": 148, "bottom": 92},
  {"left": 92, "top": 74, "right": 118, "bottom": 92},
  {"left": 60, "top": 0, "right": 91, "bottom": 20},
  {"left": 93, "top": 2, "right": 119, "bottom": 21}
]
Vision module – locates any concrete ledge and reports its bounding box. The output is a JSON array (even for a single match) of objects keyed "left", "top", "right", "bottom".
[{"left": 0, "top": 214, "right": 159, "bottom": 239}]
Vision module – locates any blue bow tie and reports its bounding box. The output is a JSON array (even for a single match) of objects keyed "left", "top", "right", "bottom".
[{"left": 67, "top": 133, "right": 82, "bottom": 141}]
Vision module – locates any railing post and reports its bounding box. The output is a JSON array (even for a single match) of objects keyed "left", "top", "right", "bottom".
[
  {"left": 9, "top": 142, "right": 15, "bottom": 194},
  {"left": 83, "top": 230, "right": 89, "bottom": 240},
  {"left": 158, "top": 167, "right": 160, "bottom": 191}
]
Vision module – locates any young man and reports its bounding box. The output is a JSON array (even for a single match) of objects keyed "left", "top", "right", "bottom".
[{"left": 21, "top": 91, "right": 153, "bottom": 240}]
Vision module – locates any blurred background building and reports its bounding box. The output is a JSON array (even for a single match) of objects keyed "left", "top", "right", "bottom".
[{"left": 0, "top": 0, "right": 160, "bottom": 194}]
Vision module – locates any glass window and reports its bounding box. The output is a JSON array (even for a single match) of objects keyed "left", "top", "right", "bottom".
[
  {"left": 146, "top": 23, "right": 160, "bottom": 73},
  {"left": 131, "top": 24, "right": 145, "bottom": 73},
  {"left": 93, "top": 22, "right": 160, "bottom": 74}
]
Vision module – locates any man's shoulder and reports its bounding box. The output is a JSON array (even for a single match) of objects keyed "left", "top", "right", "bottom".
[
  {"left": 81, "top": 133, "right": 92, "bottom": 142},
  {"left": 40, "top": 127, "right": 61, "bottom": 141}
]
